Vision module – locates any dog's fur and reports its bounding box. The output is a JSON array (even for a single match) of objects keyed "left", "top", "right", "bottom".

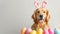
[{"left": 31, "top": 7, "right": 50, "bottom": 30}]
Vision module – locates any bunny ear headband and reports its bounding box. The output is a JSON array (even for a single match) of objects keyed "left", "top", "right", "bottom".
[{"left": 34, "top": 0, "right": 47, "bottom": 8}]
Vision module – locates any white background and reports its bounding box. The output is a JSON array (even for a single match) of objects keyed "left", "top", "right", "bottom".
[{"left": 0, "top": 0, "right": 60, "bottom": 34}]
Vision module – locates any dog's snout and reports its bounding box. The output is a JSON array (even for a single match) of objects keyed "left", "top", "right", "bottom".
[
  {"left": 39, "top": 15, "right": 43, "bottom": 17},
  {"left": 39, "top": 15, "right": 43, "bottom": 20}
]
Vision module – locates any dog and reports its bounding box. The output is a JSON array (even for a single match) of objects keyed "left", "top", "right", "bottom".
[{"left": 31, "top": 7, "right": 50, "bottom": 30}]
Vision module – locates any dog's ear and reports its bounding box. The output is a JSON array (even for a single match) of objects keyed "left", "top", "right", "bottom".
[
  {"left": 32, "top": 13, "right": 36, "bottom": 19},
  {"left": 32, "top": 9, "right": 37, "bottom": 20},
  {"left": 46, "top": 10, "right": 50, "bottom": 24},
  {"left": 32, "top": 12, "right": 37, "bottom": 24}
]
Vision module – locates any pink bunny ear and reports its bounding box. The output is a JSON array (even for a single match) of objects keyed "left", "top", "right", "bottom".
[
  {"left": 34, "top": 0, "right": 40, "bottom": 8},
  {"left": 42, "top": 1, "right": 47, "bottom": 8}
]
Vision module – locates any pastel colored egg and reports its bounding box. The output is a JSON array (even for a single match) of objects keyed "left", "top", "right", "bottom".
[
  {"left": 21, "top": 27, "right": 27, "bottom": 34},
  {"left": 54, "top": 28, "right": 60, "bottom": 34},
  {"left": 26, "top": 28, "right": 32, "bottom": 34},
  {"left": 37, "top": 28, "right": 43, "bottom": 34},
  {"left": 48, "top": 28, "right": 54, "bottom": 34},
  {"left": 43, "top": 29, "right": 49, "bottom": 34},
  {"left": 30, "top": 30, "right": 36, "bottom": 34}
]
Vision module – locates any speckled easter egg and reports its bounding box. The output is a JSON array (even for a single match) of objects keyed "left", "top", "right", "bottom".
[
  {"left": 44, "top": 29, "right": 49, "bottom": 34},
  {"left": 48, "top": 28, "right": 54, "bottom": 34},
  {"left": 21, "top": 27, "right": 27, "bottom": 34},
  {"left": 26, "top": 28, "right": 32, "bottom": 34},
  {"left": 37, "top": 28, "right": 43, "bottom": 34},
  {"left": 54, "top": 28, "right": 60, "bottom": 34},
  {"left": 30, "top": 30, "right": 36, "bottom": 34}
]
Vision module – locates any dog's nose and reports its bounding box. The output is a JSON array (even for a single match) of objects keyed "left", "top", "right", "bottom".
[
  {"left": 39, "top": 15, "right": 43, "bottom": 19},
  {"left": 40, "top": 15, "right": 43, "bottom": 17}
]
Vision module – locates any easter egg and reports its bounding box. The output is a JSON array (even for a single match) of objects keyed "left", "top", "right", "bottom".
[
  {"left": 54, "top": 28, "right": 60, "bottom": 34},
  {"left": 30, "top": 30, "right": 36, "bottom": 34},
  {"left": 37, "top": 28, "right": 43, "bottom": 34},
  {"left": 26, "top": 28, "right": 32, "bottom": 34},
  {"left": 48, "top": 28, "right": 54, "bottom": 34},
  {"left": 21, "top": 27, "right": 27, "bottom": 34},
  {"left": 44, "top": 29, "right": 49, "bottom": 34}
]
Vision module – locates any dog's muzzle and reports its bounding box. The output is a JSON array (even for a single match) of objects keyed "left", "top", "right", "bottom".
[
  {"left": 39, "top": 15, "right": 43, "bottom": 20},
  {"left": 37, "top": 15, "right": 44, "bottom": 23}
]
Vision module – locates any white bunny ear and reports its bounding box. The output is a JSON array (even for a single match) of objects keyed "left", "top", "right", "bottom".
[
  {"left": 34, "top": 0, "right": 40, "bottom": 8},
  {"left": 42, "top": 1, "right": 47, "bottom": 8}
]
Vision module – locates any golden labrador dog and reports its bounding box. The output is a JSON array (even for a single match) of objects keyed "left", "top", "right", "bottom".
[{"left": 31, "top": 7, "right": 50, "bottom": 30}]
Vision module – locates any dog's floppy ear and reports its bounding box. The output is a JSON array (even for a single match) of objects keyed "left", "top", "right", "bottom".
[
  {"left": 32, "top": 9, "right": 37, "bottom": 20},
  {"left": 46, "top": 10, "right": 50, "bottom": 24},
  {"left": 32, "top": 13, "right": 36, "bottom": 19},
  {"left": 32, "top": 12, "right": 37, "bottom": 24}
]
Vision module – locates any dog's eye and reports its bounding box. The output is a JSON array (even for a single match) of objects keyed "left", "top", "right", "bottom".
[
  {"left": 43, "top": 11, "right": 45, "bottom": 13},
  {"left": 38, "top": 11, "right": 40, "bottom": 13}
]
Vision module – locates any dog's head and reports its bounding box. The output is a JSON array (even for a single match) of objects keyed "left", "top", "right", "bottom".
[
  {"left": 32, "top": 8, "right": 50, "bottom": 24},
  {"left": 32, "top": 0, "right": 50, "bottom": 24}
]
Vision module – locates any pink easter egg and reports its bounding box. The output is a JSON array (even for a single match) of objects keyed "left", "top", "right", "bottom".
[
  {"left": 48, "top": 28, "right": 54, "bottom": 34},
  {"left": 26, "top": 28, "right": 32, "bottom": 34},
  {"left": 43, "top": 29, "right": 49, "bottom": 34}
]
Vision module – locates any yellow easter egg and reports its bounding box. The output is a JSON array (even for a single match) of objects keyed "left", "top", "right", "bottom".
[
  {"left": 21, "top": 27, "right": 27, "bottom": 34},
  {"left": 37, "top": 28, "right": 43, "bottom": 34},
  {"left": 30, "top": 30, "right": 36, "bottom": 34}
]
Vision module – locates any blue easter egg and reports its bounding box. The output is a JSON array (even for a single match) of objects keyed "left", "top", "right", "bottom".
[{"left": 54, "top": 28, "right": 60, "bottom": 34}]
